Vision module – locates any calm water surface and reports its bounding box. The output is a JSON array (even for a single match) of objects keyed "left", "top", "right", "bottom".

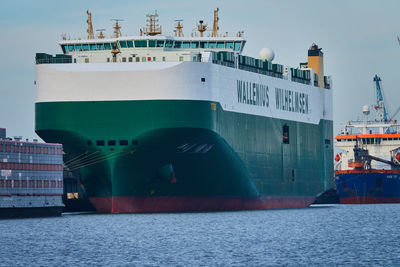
[{"left": 1, "top": 204, "right": 400, "bottom": 266}]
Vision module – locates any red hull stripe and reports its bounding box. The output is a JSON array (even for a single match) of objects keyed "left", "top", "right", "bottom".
[
  {"left": 89, "top": 196, "right": 316, "bottom": 213},
  {"left": 340, "top": 196, "right": 400, "bottom": 204},
  {"left": 335, "top": 169, "right": 400, "bottom": 175},
  {"left": 335, "top": 133, "right": 400, "bottom": 139}
]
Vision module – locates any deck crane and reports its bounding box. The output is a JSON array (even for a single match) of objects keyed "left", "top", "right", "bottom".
[{"left": 373, "top": 75, "right": 388, "bottom": 122}]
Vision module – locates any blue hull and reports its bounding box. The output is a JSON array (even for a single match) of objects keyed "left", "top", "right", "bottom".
[{"left": 335, "top": 171, "right": 400, "bottom": 204}]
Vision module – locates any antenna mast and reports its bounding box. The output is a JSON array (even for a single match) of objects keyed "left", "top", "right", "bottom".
[
  {"left": 96, "top": 29, "right": 105, "bottom": 39},
  {"left": 86, "top": 10, "right": 94, "bottom": 39},
  {"left": 111, "top": 19, "right": 123, "bottom": 38},
  {"left": 175, "top": 20, "right": 184, "bottom": 37},
  {"left": 142, "top": 11, "right": 162, "bottom": 36},
  {"left": 197, "top": 20, "right": 207, "bottom": 37},
  {"left": 211, "top": 8, "right": 219, "bottom": 37}
]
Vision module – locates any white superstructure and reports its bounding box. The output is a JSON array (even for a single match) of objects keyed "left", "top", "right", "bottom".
[{"left": 335, "top": 102, "right": 400, "bottom": 171}]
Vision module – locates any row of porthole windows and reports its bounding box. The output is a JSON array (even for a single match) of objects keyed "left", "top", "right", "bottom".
[
  {"left": 0, "top": 162, "right": 63, "bottom": 171},
  {"left": 83, "top": 56, "right": 183, "bottom": 63},
  {"left": 337, "top": 138, "right": 400, "bottom": 144},
  {"left": 62, "top": 40, "right": 242, "bottom": 54},
  {"left": 0, "top": 179, "right": 62, "bottom": 188},
  {"left": 104, "top": 56, "right": 171, "bottom": 63},
  {"left": 87, "top": 140, "right": 138, "bottom": 146},
  {"left": 0, "top": 144, "right": 62, "bottom": 155}
]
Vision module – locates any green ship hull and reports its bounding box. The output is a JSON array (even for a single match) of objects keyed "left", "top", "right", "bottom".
[{"left": 36, "top": 99, "right": 333, "bottom": 212}]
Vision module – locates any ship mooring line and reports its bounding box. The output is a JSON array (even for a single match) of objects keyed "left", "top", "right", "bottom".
[
  {"left": 69, "top": 150, "right": 131, "bottom": 171},
  {"left": 64, "top": 150, "right": 100, "bottom": 166},
  {"left": 64, "top": 151, "right": 107, "bottom": 169},
  {"left": 66, "top": 150, "right": 123, "bottom": 170}
]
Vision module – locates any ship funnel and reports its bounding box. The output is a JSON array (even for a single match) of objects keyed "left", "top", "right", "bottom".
[
  {"left": 307, "top": 43, "right": 324, "bottom": 88},
  {"left": 363, "top": 105, "right": 370, "bottom": 116}
]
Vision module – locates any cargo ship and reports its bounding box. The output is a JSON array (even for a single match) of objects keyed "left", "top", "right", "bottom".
[
  {"left": 334, "top": 75, "right": 400, "bottom": 204},
  {"left": 0, "top": 128, "right": 64, "bottom": 218},
  {"left": 34, "top": 9, "right": 333, "bottom": 213}
]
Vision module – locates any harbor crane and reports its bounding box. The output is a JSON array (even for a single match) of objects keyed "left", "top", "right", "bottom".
[{"left": 373, "top": 75, "right": 388, "bottom": 122}]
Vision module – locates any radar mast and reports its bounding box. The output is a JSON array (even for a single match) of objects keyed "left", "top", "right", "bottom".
[
  {"left": 211, "top": 8, "right": 219, "bottom": 37},
  {"left": 86, "top": 10, "right": 94, "bottom": 39},
  {"left": 174, "top": 20, "right": 184, "bottom": 37},
  {"left": 197, "top": 20, "right": 207, "bottom": 37},
  {"left": 111, "top": 19, "right": 123, "bottom": 38},
  {"left": 142, "top": 11, "right": 162, "bottom": 36}
]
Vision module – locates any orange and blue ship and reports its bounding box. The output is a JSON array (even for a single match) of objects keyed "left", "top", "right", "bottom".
[{"left": 334, "top": 75, "right": 400, "bottom": 204}]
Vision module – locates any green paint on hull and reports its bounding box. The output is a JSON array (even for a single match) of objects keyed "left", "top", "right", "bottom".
[{"left": 36, "top": 100, "right": 333, "bottom": 200}]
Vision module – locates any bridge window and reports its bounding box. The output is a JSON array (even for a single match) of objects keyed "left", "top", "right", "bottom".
[
  {"left": 75, "top": 44, "right": 82, "bottom": 51},
  {"left": 234, "top": 42, "right": 241, "bottom": 51},
  {"left": 82, "top": 44, "right": 89, "bottom": 51},
  {"left": 104, "top": 43, "right": 111, "bottom": 50},
  {"left": 156, "top": 40, "right": 165, "bottom": 47},
  {"left": 182, "top": 42, "right": 190, "bottom": 48},
  {"left": 135, "top": 40, "right": 147, "bottom": 47},
  {"left": 191, "top": 42, "right": 199, "bottom": 48},
  {"left": 226, "top": 42, "right": 234, "bottom": 49},
  {"left": 200, "top": 42, "right": 207, "bottom": 48},
  {"left": 90, "top": 44, "right": 97, "bottom": 50},
  {"left": 217, "top": 42, "right": 225, "bottom": 48},
  {"left": 127, "top": 40, "right": 133, "bottom": 48},
  {"left": 174, "top": 41, "right": 182, "bottom": 48},
  {"left": 149, "top": 40, "right": 156, "bottom": 47},
  {"left": 68, "top": 45, "right": 75, "bottom": 52},
  {"left": 165, "top": 40, "right": 173, "bottom": 48},
  {"left": 120, "top": 41, "right": 127, "bottom": 48},
  {"left": 108, "top": 140, "right": 116, "bottom": 146},
  {"left": 208, "top": 42, "right": 216, "bottom": 48},
  {"left": 97, "top": 43, "right": 104, "bottom": 50}
]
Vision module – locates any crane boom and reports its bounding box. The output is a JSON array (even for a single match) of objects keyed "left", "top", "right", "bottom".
[{"left": 373, "top": 75, "right": 388, "bottom": 122}]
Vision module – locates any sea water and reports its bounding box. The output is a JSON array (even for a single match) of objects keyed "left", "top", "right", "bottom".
[{"left": 0, "top": 204, "right": 399, "bottom": 266}]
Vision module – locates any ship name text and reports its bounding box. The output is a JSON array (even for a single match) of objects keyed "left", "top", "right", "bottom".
[
  {"left": 275, "top": 88, "right": 309, "bottom": 114},
  {"left": 236, "top": 80, "right": 269, "bottom": 107}
]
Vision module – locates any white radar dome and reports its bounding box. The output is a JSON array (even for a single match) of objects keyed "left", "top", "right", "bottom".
[
  {"left": 363, "top": 105, "right": 370, "bottom": 116},
  {"left": 259, "top": 48, "right": 275, "bottom": 62}
]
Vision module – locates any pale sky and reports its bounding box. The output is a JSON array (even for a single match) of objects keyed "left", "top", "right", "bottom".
[{"left": 0, "top": 0, "right": 399, "bottom": 140}]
